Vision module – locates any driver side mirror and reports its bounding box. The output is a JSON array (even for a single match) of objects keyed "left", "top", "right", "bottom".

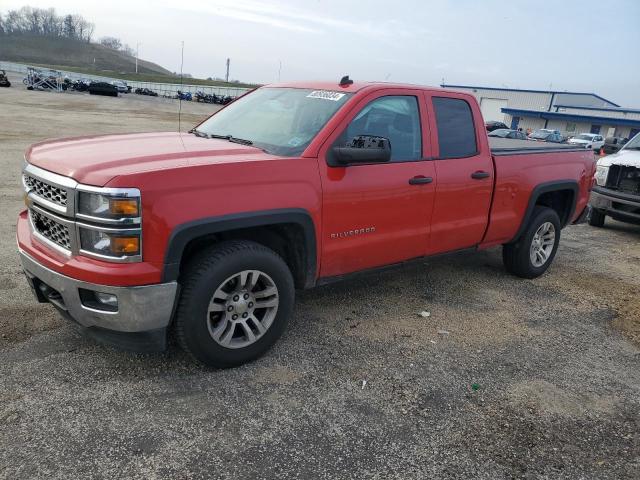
[{"left": 330, "top": 135, "right": 391, "bottom": 166}]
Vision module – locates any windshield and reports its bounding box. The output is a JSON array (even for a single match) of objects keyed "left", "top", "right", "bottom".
[
  {"left": 623, "top": 132, "right": 640, "bottom": 150},
  {"left": 488, "top": 129, "right": 511, "bottom": 137},
  {"left": 195, "top": 87, "right": 353, "bottom": 156},
  {"left": 575, "top": 134, "right": 594, "bottom": 140},
  {"left": 530, "top": 131, "right": 551, "bottom": 139}
]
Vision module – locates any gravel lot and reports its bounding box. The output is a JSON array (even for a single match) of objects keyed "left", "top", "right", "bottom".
[{"left": 1, "top": 72, "right": 639, "bottom": 479}]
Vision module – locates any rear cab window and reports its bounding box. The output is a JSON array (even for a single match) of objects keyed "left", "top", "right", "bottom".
[{"left": 432, "top": 97, "right": 478, "bottom": 158}]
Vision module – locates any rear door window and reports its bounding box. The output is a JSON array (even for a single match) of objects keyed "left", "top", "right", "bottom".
[{"left": 432, "top": 97, "right": 477, "bottom": 158}]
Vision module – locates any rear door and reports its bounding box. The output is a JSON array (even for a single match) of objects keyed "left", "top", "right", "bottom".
[
  {"left": 317, "top": 89, "right": 436, "bottom": 278},
  {"left": 424, "top": 93, "right": 494, "bottom": 255}
]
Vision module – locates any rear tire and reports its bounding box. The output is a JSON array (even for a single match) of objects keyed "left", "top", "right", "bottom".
[
  {"left": 503, "top": 206, "right": 561, "bottom": 279},
  {"left": 588, "top": 208, "right": 606, "bottom": 227},
  {"left": 174, "top": 240, "right": 294, "bottom": 368}
]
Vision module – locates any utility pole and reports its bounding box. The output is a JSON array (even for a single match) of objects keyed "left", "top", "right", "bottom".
[
  {"left": 225, "top": 58, "right": 230, "bottom": 83},
  {"left": 278, "top": 60, "right": 282, "bottom": 82},
  {"left": 135, "top": 42, "right": 141, "bottom": 74}
]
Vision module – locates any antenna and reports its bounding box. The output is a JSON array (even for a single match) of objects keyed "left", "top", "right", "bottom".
[
  {"left": 339, "top": 75, "right": 353, "bottom": 87},
  {"left": 178, "top": 41, "right": 184, "bottom": 133}
]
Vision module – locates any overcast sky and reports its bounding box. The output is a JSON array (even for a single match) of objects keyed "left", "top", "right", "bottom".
[{"left": 5, "top": 0, "right": 640, "bottom": 106}]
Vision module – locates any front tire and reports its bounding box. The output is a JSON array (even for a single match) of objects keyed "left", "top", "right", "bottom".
[
  {"left": 588, "top": 208, "right": 606, "bottom": 227},
  {"left": 174, "top": 240, "right": 294, "bottom": 368},
  {"left": 503, "top": 206, "right": 561, "bottom": 279}
]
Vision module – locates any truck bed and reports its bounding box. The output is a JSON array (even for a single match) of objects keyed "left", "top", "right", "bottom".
[
  {"left": 482, "top": 140, "right": 595, "bottom": 248},
  {"left": 489, "top": 138, "right": 584, "bottom": 155}
]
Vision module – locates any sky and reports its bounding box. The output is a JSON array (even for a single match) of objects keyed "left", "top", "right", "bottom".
[{"left": 4, "top": 0, "right": 640, "bottom": 106}]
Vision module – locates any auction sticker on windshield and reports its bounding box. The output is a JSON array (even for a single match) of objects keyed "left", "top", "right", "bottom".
[{"left": 307, "top": 91, "right": 346, "bottom": 101}]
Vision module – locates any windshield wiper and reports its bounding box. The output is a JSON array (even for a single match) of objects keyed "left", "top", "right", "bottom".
[
  {"left": 228, "top": 137, "right": 253, "bottom": 146},
  {"left": 191, "top": 131, "right": 256, "bottom": 148},
  {"left": 189, "top": 129, "right": 210, "bottom": 138},
  {"left": 206, "top": 133, "right": 254, "bottom": 146}
]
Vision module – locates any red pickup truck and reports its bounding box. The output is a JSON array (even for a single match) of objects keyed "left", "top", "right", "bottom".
[{"left": 17, "top": 79, "right": 595, "bottom": 367}]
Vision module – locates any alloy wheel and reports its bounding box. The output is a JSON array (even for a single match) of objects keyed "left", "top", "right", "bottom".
[
  {"left": 530, "top": 222, "right": 556, "bottom": 268},
  {"left": 206, "top": 270, "right": 279, "bottom": 349}
]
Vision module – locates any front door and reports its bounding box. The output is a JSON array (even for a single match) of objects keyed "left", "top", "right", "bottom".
[
  {"left": 317, "top": 91, "right": 436, "bottom": 278},
  {"left": 425, "top": 94, "right": 494, "bottom": 255}
]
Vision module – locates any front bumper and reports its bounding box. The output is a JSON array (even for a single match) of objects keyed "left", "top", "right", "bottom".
[
  {"left": 590, "top": 186, "right": 640, "bottom": 223},
  {"left": 19, "top": 249, "right": 178, "bottom": 352}
]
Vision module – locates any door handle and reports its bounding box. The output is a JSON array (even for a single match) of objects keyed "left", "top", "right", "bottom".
[
  {"left": 408, "top": 176, "right": 433, "bottom": 185},
  {"left": 471, "top": 171, "right": 491, "bottom": 180}
]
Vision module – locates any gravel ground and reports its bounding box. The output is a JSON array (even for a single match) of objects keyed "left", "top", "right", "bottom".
[{"left": 1, "top": 72, "right": 639, "bottom": 479}]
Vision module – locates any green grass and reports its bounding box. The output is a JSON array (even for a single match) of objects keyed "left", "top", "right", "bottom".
[
  {"left": 27, "top": 63, "right": 259, "bottom": 88},
  {"left": 0, "top": 34, "right": 259, "bottom": 88}
]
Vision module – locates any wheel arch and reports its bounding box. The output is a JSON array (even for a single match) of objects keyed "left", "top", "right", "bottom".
[
  {"left": 162, "top": 209, "right": 317, "bottom": 288},
  {"left": 509, "top": 180, "right": 579, "bottom": 243}
]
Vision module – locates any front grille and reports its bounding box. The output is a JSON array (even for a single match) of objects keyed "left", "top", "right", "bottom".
[
  {"left": 23, "top": 174, "right": 68, "bottom": 207},
  {"left": 30, "top": 209, "right": 71, "bottom": 250},
  {"left": 606, "top": 165, "right": 640, "bottom": 195}
]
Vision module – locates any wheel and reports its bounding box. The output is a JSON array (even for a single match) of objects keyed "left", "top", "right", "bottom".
[
  {"left": 502, "top": 206, "right": 561, "bottom": 279},
  {"left": 174, "top": 240, "right": 294, "bottom": 368},
  {"left": 588, "top": 208, "right": 606, "bottom": 227}
]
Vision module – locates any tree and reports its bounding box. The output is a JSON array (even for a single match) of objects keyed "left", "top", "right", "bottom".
[
  {"left": 99, "top": 36, "right": 122, "bottom": 50},
  {"left": 0, "top": 7, "right": 94, "bottom": 40},
  {"left": 62, "top": 14, "right": 74, "bottom": 38}
]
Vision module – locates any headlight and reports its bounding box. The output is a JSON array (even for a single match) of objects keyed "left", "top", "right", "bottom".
[
  {"left": 594, "top": 165, "right": 609, "bottom": 186},
  {"left": 77, "top": 189, "right": 140, "bottom": 222},
  {"left": 75, "top": 187, "right": 141, "bottom": 262},
  {"left": 78, "top": 227, "right": 141, "bottom": 260}
]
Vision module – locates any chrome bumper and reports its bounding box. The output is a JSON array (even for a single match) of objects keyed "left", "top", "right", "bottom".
[
  {"left": 590, "top": 187, "right": 640, "bottom": 222},
  {"left": 19, "top": 250, "right": 178, "bottom": 350}
]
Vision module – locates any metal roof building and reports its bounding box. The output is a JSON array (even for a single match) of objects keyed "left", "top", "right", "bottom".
[{"left": 441, "top": 84, "right": 640, "bottom": 140}]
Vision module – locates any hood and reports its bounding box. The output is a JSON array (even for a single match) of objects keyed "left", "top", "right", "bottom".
[
  {"left": 597, "top": 148, "right": 640, "bottom": 168},
  {"left": 26, "top": 132, "right": 271, "bottom": 186}
]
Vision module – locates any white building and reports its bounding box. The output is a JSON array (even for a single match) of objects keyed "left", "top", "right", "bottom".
[{"left": 441, "top": 84, "right": 640, "bottom": 140}]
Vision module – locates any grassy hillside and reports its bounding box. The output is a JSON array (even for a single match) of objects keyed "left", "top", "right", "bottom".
[
  {"left": 0, "top": 34, "right": 258, "bottom": 88},
  {"left": 0, "top": 34, "right": 171, "bottom": 75}
]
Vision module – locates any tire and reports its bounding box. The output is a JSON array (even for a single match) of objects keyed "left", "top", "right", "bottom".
[
  {"left": 174, "top": 240, "right": 295, "bottom": 368},
  {"left": 588, "top": 208, "right": 606, "bottom": 227},
  {"left": 502, "top": 206, "right": 561, "bottom": 279}
]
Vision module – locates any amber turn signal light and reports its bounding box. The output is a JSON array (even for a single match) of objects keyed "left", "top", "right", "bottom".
[
  {"left": 109, "top": 198, "right": 139, "bottom": 216},
  {"left": 111, "top": 236, "right": 140, "bottom": 254}
]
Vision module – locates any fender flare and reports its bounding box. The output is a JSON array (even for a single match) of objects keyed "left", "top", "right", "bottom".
[
  {"left": 162, "top": 208, "right": 317, "bottom": 286},
  {"left": 509, "top": 180, "right": 579, "bottom": 243}
]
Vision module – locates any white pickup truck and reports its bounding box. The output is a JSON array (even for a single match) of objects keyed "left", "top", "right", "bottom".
[
  {"left": 569, "top": 133, "right": 605, "bottom": 150},
  {"left": 589, "top": 133, "right": 640, "bottom": 226}
]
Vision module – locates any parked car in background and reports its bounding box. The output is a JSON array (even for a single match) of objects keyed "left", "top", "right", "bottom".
[
  {"left": 485, "top": 120, "right": 509, "bottom": 132},
  {"left": 528, "top": 129, "right": 564, "bottom": 143},
  {"left": 111, "top": 80, "right": 129, "bottom": 93},
  {"left": 135, "top": 87, "right": 158, "bottom": 97},
  {"left": 88, "top": 81, "right": 118, "bottom": 97},
  {"left": 603, "top": 136, "right": 628, "bottom": 154},
  {"left": 488, "top": 128, "right": 528, "bottom": 140},
  {"left": 567, "top": 133, "right": 605, "bottom": 150},
  {"left": 589, "top": 132, "right": 640, "bottom": 227}
]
